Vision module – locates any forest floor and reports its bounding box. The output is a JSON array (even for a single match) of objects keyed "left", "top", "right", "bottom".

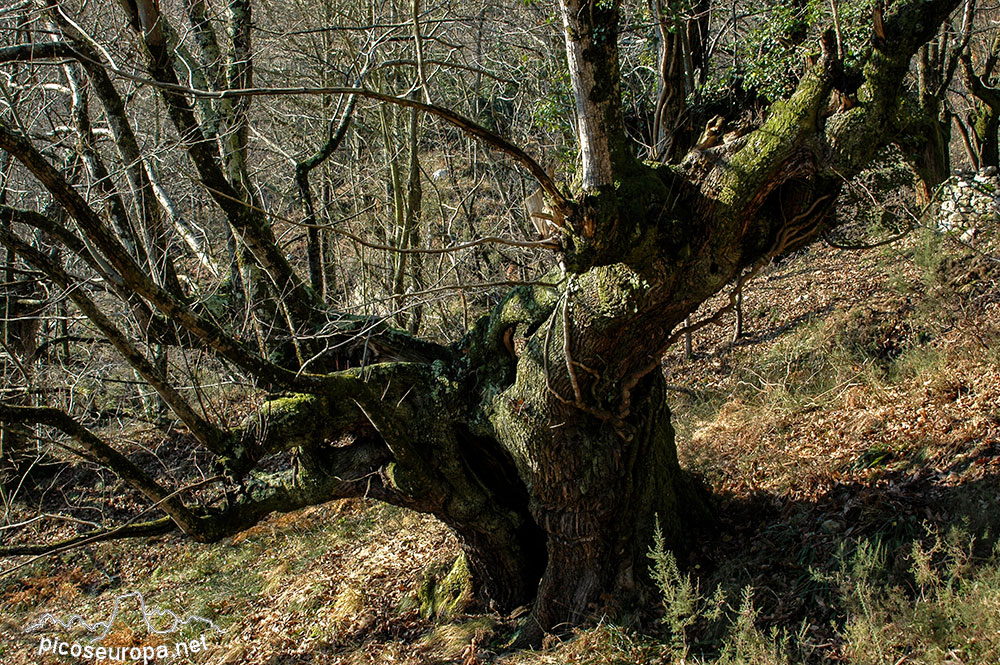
[{"left": 2, "top": 228, "right": 1000, "bottom": 664}]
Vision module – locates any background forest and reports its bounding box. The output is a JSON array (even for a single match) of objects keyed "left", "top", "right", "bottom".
[{"left": 1, "top": 0, "right": 999, "bottom": 662}]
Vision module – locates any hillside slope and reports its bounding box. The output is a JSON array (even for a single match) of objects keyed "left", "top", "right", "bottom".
[{"left": 2, "top": 230, "right": 999, "bottom": 665}]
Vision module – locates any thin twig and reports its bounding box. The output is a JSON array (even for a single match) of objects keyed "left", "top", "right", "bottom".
[
  {"left": 0, "top": 41, "right": 571, "bottom": 214},
  {"left": 0, "top": 475, "right": 222, "bottom": 573}
]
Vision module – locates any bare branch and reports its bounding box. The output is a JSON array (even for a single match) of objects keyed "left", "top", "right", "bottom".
[
  {"left": 0, "top": 518, "right": 174, "bottom": 558},
  {"left": 0, "top": 226, "right": 226, "bottom": 452},
  {"left": 0, "top": 404, "right": 202, "bottom": 533},
  {"left": 0, "top": 39, "right": 569, "bottom": 217},
  {"left": 0, "top": 125, "right": 321, "bottom": 390}
]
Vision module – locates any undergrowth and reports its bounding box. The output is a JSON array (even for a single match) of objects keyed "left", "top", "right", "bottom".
[
  {"left": 5, "top": 232, "right": 998, "bottom": 664},
  {"left": 621, "top": 524, "right": 1000, "bottom": 665}
]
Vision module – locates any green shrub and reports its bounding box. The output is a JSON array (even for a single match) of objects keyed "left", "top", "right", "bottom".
[{"left": 836, "top": 527, "right": 1000, "bottom": 665}]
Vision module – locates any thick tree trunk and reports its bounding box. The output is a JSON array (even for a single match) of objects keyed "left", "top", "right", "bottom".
[
  {"left": 467, "top": 256, "right": 717, "bottom": 636},
  {"left": 521, "top": 374, "right": 699, "bottom": 631},
  {"left": 905, "top": 117, "right": 952, "bottom": 208},
  {"left": 446, "top": 356, "right": 703, "bottom": 633},
  {"left": 323, "top": 1, "right": 961, "bottom": 636}
]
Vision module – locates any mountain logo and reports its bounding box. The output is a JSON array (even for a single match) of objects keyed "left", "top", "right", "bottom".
[{"left": 25, "top": 590, "right": 224, "bottom": 662}]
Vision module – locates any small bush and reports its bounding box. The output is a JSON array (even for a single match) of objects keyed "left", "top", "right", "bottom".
[
  {"left": 641, "top": 522, "right": 1000, "bottom": 665},
  {"left": 836, "top": 526, "right": 1000, "bottom": 665},
  {"left": 648, "top": 518, "right": 724, "bottom": 659},
  {"left": 648, "top": 517, "right": 797, "bottom": 664}
]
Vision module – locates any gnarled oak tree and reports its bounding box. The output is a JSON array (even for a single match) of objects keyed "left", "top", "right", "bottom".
[{"left": 0, "top": 0, "right": 962, "bottom": 641}]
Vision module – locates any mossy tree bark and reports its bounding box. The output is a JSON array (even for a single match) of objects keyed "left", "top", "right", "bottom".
[
  {"left": 0, "top": 0, "right": 962, "bottom": 641},
  {"left": 961, "top": 35, "right": 1000, "bottom": 170}
]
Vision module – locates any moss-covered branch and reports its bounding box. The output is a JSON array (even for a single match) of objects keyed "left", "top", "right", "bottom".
[
  {"left": 825, "top": 0, "right": 963, "bottom": 174},
  {"left": 0, "top": 518, "right": 175, "bottom": 558},
  {"left": 201, "top": 437, "right": 403, "bottom": 541}
]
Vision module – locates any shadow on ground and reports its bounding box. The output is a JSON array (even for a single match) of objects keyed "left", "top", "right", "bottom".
[{"left": 694, "top": 462, "right": 1000, "bottom": 630}]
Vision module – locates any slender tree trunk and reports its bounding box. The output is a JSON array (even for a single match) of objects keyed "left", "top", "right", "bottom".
[
  {"left": 733, "top": 285, "right": 743, "bottom": 343},
  {"left": 559, "top": 0, "right": 631, "bottom": 189},
  {"left": 973, "top": 105, "right": 1000, "bottom": 169},
  {"left": 650, "top": 0, "right": 709, "bottom": 162}
]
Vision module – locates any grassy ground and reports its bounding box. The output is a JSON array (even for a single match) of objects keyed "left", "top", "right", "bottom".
[{"left": 2, "top": 229, "right": 999, "bottom": 664}]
